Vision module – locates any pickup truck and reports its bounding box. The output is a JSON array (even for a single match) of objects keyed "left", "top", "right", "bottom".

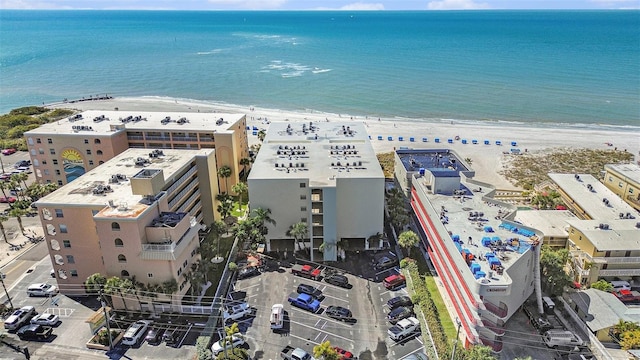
[
  {"left": 615, "top": 289, "right": 640, "bottom": 304},
  {"left": 291, "top": 264, "right": 322, "bottom": 280},
  {"left": 281, "top": 345, "right": 316, "bottom": 360},
  {"left": 223, "top": 301, "right": 252, "bottom": 324},
  {"left": 288, "top": 292, "right": 321, "bottom": 313},
  {"left": 388, "top": 316, "right": 420, "bottom": 341}
]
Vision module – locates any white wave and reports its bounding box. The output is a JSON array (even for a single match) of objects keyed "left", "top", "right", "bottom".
[
  {"left": 196, "top": 48, "right": 225, "bottom": 55},
  {"left": 312, "top": 68, "right": 332, "bottom": 74},
  {"left": 282, "top": 71, "right": 304, "bottom": 78}
]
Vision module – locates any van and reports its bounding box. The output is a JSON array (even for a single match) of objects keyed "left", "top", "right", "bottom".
[
  {"left": 542, "top": 296, "right": 556, "bottom": 315},
  {"left": 542, "top": 330, "right": 583, "bottom": 348},
  {"left": 27, "top": 283, "right": 58, "bottom": 297},
  {"left": 122, "top": 320, "right": 151, "bottom": 346},
  {"left": 383, "top": 274, "right": 406, "bottom": 290},
  {"left": 270, "top": 303, "right": 284, "bottom": 330},
  {"left": 610, "top": 280, "right": 631, "bottom": 291}
]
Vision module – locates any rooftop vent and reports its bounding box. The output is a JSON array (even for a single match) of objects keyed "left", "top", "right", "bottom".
[
  {"left": 574, "top": 174, "right": 580, "bottom": 180},
  {"left": 161, "top": 116, "right": 171, "bottom": 125},
  {"left": 148, "top": 149, "right": 164, "bottom": 158},
  {"left": 215, "top": 118, "right": 224, "bottom": 126},
  {"left": 117, "top": 202, "right": 128, "bottom": 211},
  {"left": 92, "top": 184, "right": 112, "bottom": 195},
  {"left": 636, "top": 222, "right": 640, "bottom": 229},
  {"left": 598, "top": 223, "right": 610, "bottom": 230},
  {"left": 108, "top": 200, "right": 116, "bottom": 208},
  {"left": 93, "top": 115, "right": 108, "bottom": 122},
  {"left": 68, "top": 114, "right": 83, "bottom": 122},
  {"left": 177, "top": 117, "right": 188, "bottom": 124}
]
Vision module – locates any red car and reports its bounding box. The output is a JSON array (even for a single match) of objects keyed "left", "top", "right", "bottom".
[
  {"left": 1, "top": 148, "right": 16, "bottom": 155},
  {"left": 0, "top": 196, "right": 17, "bottom": 203},
  {"left": 0, "top": 173, "right": 11, "bottom": 181},
  {"left": 334, "top": 347, "right": 354, "bottom": 360}
]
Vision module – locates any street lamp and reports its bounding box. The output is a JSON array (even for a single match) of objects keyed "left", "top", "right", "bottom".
[
  {"left": 451, "top": 317, "right": 462, "bottom": 360},
  {"left": 0, "top": 272, "right": 14, "bottom": 309}
]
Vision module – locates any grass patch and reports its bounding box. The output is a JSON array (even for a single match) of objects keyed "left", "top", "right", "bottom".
[
  {"left": 201, "top": 234, "right": 236, "bottom": 305},
  {"left": 231, "top": 203, "right": 248, "bottom": 218},
  {"left": 376, "top": 152, "right": 395, "bottom": 179}
]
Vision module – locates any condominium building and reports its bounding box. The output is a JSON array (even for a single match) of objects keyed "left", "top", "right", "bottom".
[
  {"left": 35, "top": 148, "right": 219, "bottom": 304},
  {"left": 247, "top": 122, "right": 385, "bottom": 261},
  {"left": 24, "top": 110, "right": 249, "bottom": 193},
  {"left": 602, "top": 163, "right": 640, "bottom": 211},
  {"left": 548, "top": 173, "right": 640, "bottom": 286},
  {"left": 404, "top": 149, "right": 539, "bottom": 352}
]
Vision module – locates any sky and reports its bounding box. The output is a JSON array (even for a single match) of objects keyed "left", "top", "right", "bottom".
[{"left": 1, "top": 0, "right": 638, "bottom": 10}]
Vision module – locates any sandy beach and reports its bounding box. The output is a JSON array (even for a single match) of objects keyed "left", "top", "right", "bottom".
[{"left": 49, "top": 96, "right": 640, "bottom": 190}]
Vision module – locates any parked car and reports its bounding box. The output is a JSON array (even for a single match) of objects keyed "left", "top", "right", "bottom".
[
  {"left": 383, "top": 274, "right": 406, "bottom": 290},
  {"left": 334, "top": 346, "right": 354, "bottom": 359},
  {"left": 387, "top": 306, "right": 414, "bottom": 324},
  {"left": 4, "top": 306, "right": 37, "bottom": 331},
  {"left": 0, "top": 196, "right": 17, "bottom": 203},
  {"left": 17, "top": 324, "right": 53, "bottom": 341},
  {"left": 0, "top": 173, "right": 11, "bottom": 181},
  {"left": 27, "top": 283, "right": 59, "bottom": 297},
  {"left": 374, "top": 252, "right": 398, "bottom": 271},
  {"left": 325, "top": 306, "right": 353, "bottom": 322},
  {"left": 144, "top": 326, "right": 164, "bottom": 345},
  {"left": 223, "top": 302, "right": 252, "bottom": 324},
  {"left": 387, "top": 295, "right": 413, "bottom": 310},
  {"left": 14, "top": 160, "right": 30, "bottom": 168},
  {"left": 30, "top": 313, "right": 60, "bottom": 326},
  {"left": 16, "top": 166, "right": 32, "bottom": 173},
  {"left": 2, "top": 148, "right": 17, "bottom": 155},
  {"left": 211, "top": 334, "right": 245, "bottom": 356},
  {"left": 324, "top": 274, "right": 351, "bottom": 288},
  {"left": 122, "top": 320, "right": 152, "bottom": 346},
  {"left": 237, "top": 266, "right": 260, "bottom": 280},
  {"left": 297, "top": 283, "right": 323, "bottom": 299}
]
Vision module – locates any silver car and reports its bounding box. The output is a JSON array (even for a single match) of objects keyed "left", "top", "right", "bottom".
[{"left": 30, "top": 313, "right": 60, "bottom": 326}]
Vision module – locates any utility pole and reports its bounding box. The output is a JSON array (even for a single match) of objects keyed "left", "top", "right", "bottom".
[
  {"left": 0, "top": 272, "right": 14, "bottom": 309},
  {"left": 99, "top": 290, "right": 113, "bottom": 351},
  {"left": 450, "top": 317, "right": 462, "bottom": 360}
]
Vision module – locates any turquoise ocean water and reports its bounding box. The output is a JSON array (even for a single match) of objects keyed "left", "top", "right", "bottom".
[{"left": 1, "top": 10, "right": 638, "bottom": 128}]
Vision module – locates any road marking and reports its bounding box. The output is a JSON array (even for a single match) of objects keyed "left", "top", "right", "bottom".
[
  {"left": 321, "top": 293, "right": 349, "bottom": 303},
  {"left": 289, "top": 333, "right": 320, "bottom": 345},
  {"left": 401, "top": 346, "right": 426, "bottom": 359},
  {"left": 44, "top": 308, "right": 74, "bottom": 317},
  {"left": 289, "top": 319, "right": 354, "bottom": 343},
  {"left": 233, "top": 283, "right": 262, "bottom": 292},
  {"left": 289, "top": 307, "right": 354, "bottom": 328}
]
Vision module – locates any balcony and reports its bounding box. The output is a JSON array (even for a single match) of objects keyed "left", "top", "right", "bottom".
[
  {"left": 626, "top": 194, "right": 640, "bottom": 208},
  {"left": 483, "top": 301, "right": 508, "bottom": 318},
  {"left": 171, "top": 136, "right": 198, "bottom": 142},
  {"left": 127, "top": 135, "right": 144, "bottom": 141},
  {"left": 481, "top": 319, "right": 506, "bottom": 336},
  {"left": 140, "top": 223, "right": 199, "bottom": 261},
  {"left": 598, "top": 268, "right": 640, "bottom": 277},
  {"left": 591, "top": 256, "right": 640, "bottom": 264}
]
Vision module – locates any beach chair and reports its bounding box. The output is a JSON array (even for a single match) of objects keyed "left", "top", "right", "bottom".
[
  {"left": 472, "top": 139, "right": 478, "bottom": 145},
  {"left": 461, "top": 139, "right": 468, "bottom": 144},
  {"left": 435, "top": 138, "right": 440, "bottom": 143},
  {"left": 246, "top": 126, "right": 250, "bottom": 130},
  {"left": 398, "top": 136, "right": 404, "bottom": 141},
  {"left": 496, "top": 140, "right": 502, "bottom": 146},
  {"left": 377, "top": 136, "right": 383, "bottom": 140},
  {"left": 447, "top": 138, "right": 453, "bottom": 144},
  {"left": 252, "top": 131, "right": 258, "bottom": 136},
  {"left": 388, "top": 136, "right": 393, "bottom": 141},
  {"left": 484, "top": 140, "right": 490, "bottom": 145},
  {"left": 422, "top": 137, "right": 428, "bottom": 142},
  {"left": 409, "top": 137, "right": 415, "bottom": 142},
  {"left": 511, "top": 141, "right": 517, "bottom": 146}
]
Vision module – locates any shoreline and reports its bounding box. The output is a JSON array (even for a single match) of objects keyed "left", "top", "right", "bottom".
[{"left": 48, "top": 96, "right": 640, "bottom": 190}]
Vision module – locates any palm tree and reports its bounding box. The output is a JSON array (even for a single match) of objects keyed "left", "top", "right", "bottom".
[
  {"left": 85, "top": 273, "right": 107, "bottom": 293},
  {"left": 217, "top": 165, "right": 232, "bottom": 194},
  {"left": 0, "top": 214, "right": 9, "bottom": 243},
  {"left": 287, "top": 222, "right": 309, "bottom": 251},
  {"left": 398, "top": 230, "right": 419, "bottom": 257},
  {"left": 250, "top": 207, "right": 275, "bottom": 236},
  {"left": 8, "top": 207, "right": 28, "bottom": 235},
  {"left": 231, "top": 182, "right": 248, "bottom": 211},
  {"left": 11, "top": 172, "right": 29, "bottom": 194},
  {"left": 257, "top": 129, "right": 266, "bottom": 142},
  {"left": 217, "top": 197, "right": 234, "bottom": 223},
  {"left": 239, "top": 158, "right": 251, "bottom": 180},
  {"left": 313, "top": 341, "right": 339, "bottom": 360}
]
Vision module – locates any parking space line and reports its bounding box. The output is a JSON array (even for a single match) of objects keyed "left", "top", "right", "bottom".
[
  {"left": 401, "top": 346, "right": 426, "bottom": 359},
  {"left": 289, "top": 308, "right": 354, "bottom": 328},
  {"left": 233, "top": 283, "right": 262, "bottom": 292},
  {"left": 44, "top": 308, "right": 74, "bottom": 317},
  {"left": 289, "top": 319, "right": 354, "bottom": 343},
  {"left": 289, "top": 333, "right": 320, "bottom": 346},
  {"left": 321, "top": 293, "right": 349, "bottom": 303}
]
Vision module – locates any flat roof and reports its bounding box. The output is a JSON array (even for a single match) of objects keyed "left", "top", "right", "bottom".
[
  {"left": 25, "top": 110, "right": 244, "bottom": 136},
  {"left": 414, "top": 176, "right": 532, "bottom": 286},
  {"left": 605, "top": 163, "right": 640, "bottom": 186},
  {"left": 514, "top": 210, "right": 575, "bottom": 238},
  {"left": 248, "top": 122, "right": 383, "bottom": 187},
  {"left": 37, "top": 148, "right": 212, "bottom": 215},
  {"left": 566, "top": 219, "right": 640, "bottom": 251},
  {"left": 397, "top": 149, "right": 470, "bottom": 175},
  {"left": 548, "top": 173, "right": 637, "bottom": 221}
]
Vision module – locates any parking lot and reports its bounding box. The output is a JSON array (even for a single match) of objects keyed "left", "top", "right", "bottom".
[{"left": 229, "top": 252, "right": 427, "bottom": 360}]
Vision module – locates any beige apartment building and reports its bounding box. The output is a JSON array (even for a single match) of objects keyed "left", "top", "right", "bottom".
[
  {"left": 35, "top": 148, "right": 219, "bottom": 304},
  {"left": 247, "top": 122, "right": 385, "bottom": 262},
  {"left": 24, "top": 110, "right": 249, "bottom": 193},
  {"left": 548, "top": 173, "right": 640, "bottom": 286},
  {"left": 602, "top": 163, "right": 640, "bottom": 211}
]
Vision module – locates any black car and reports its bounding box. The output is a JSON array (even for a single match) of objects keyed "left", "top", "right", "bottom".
[
  {"left": 387, "top": 306, "right": 414, "bottom": 324},
  {"left": 325, "top": 306, "right": 353, "bottom": 322},
  {"left": 387, "top": 295, "right": 413, "bottom": 310},
  {"left": 237, "top": 266, "right": 260, "bottom": 280},
  {"left": 324, "top": 274, "right": 351, "bottom": 288},
  {"left": 374, "top": 255, "right": 398, "bottom": 271},
  {"left": 297, "top": 283, "right": 323, "bottom": 299},
  {"left": 145, "top": 327, "right": 164, "bottom": 345},
  {"left": 17, "top": 324, "right": 53, "bottom": 341}
]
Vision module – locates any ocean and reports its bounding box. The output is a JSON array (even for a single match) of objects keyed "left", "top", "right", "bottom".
[{"left": 1, "top": 10, "right": 638, "bottom": 128}]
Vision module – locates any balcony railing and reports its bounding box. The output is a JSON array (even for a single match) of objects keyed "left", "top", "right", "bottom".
[
  {"left": 481, "top": 319, "right": 506, "bottom": 336},
  {"left": 171, "top": 136, "right": 198, "bottom": 142},
  {"left": 127, "top": 135, "right": 144, "bottom": 140},
  {"left": 598, "top": 268, "right": 640, "bottom": 277},
  {"left": 591, "top": 256, "right": 640, "bottom": 264},
  {"left": 142, "top": 242, "right": 176, "bottom": 252},
  {"left": 483, "top": 301, "right": 508, "bottom": 318}
]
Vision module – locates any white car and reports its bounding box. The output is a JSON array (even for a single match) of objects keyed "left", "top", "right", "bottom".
[
  {"left": 223, "top": 302, "right": 251, "bottom": 324},
  {"left": 211, "top": 334, "right": 245, "bottom": 356},
  {"left": 4, "top": 306, "right": 37, "bottom": 331},
  {"left": 30, "top": 313, "right": 60, "bottom": 326}
]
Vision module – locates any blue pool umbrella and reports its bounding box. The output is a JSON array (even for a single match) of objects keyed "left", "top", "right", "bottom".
[
  {"left": 511, "top": 141, "right": 517, "bottom": 146},
  {"left": 472, "top": 139, "right": 478, "bottom": 144},
  {"left": 496, "top": 140, "right": 502, "bottom": 145},
  {"left": 435, "top": 138, "right": 440, "bottom": 143},
  {"left": 447, "top": 138, "right": 453, "bottom": 143},
  {"left": 388, "top": 136, "right": 393, "bottom": 141},
  {"left": 398, "top": 136, "right": 404, "bottom": 141},
  {"left": 461, "top": 139, "right": 468, "bottom": 144}
]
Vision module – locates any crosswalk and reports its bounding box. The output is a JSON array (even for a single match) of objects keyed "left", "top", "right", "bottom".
[{"left": 44, "top": 307, "right": 75, "bottom": 317}]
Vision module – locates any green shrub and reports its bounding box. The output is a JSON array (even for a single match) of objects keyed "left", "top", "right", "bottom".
[{"left": 196, "top": 336, "right": 213, "bottom": 360}]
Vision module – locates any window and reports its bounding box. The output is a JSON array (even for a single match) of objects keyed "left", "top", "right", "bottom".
[
  {"left": 66, "top": 255, "right": 75, "bottom": 264},
  {"left": 301, "top": 218, "right": 307, "bottom": 222},
  {"left": 86, "top": 149, "right": 91, "bottom": 155},
  {"left": 111, "top": 222, "right": 120, "bottom": 231},
  {"left": 84, "top": 139, "right": 89, "bottom": 144},
  {"left": 54, "top": 255, "right": 64, "bottom": 265},
  {"left": 50, "top": 239, "right": 60, "bottom": 251},
  {"left": 49, "top": 149, "right": 55, "bottom": 155},
  {"left": 300, "top": 194, "right": 307, "bottom": 200},
  {"left": 42, "top": 160, "right": 47, "bottom": 165},
  {"left": 95, "top": 139, "right": 101, "bottom": 144},
  {"left": 59, "top": 224, "right": 68, "bottom": 233},
  {"left": 148, "top": 273, "right": 153, "bottom": 278},
  {"left": 38, "top": 148, "right": 44, "bottom": 154},
  {"left": 115, "top": 238, "right": 124, "bottom": 247},
  {"left": 630, "top": 189, "right": 634, "bottom": 194},
  {"left": 625, "top": 251, "right": 631, "bottom": 257},
  {"left": 63, "top": 240, "right": 71, "bottom": 248},
  {"left": 55, "top": 170, "right": 61, "bottom": 176},
  {"left": 88, "top": 160, "right": 94, "bottom": 166},
  {"left": 99, "top": 161, "right": 104, "bottom": 165},
  {"left": 177, "top": 269, "right": 182, "bottom": 276},
  {"left": 43, "top": 169, "right": 49, "bottom": 175},
  {"left": 608, "top": 177, "right": 613, "bottom": 182},
  {"left": 97, "top": 150, "right": 103, "bottom": 155},
  {"left": 70, "top": 270, "right": 78, "bottom": 277},
  {"left": 118, "top": 254, "right": 127, "bottom": 262},
  {"left": 301, "top": 206, "right": 307, "bottom": 211},
  {"left": 47, "top": 138, "right": 52, "bottom": 144},
  {"left": 619, "top": 182, "right": 623, "bottom": 188},
  {"left": 36, "top": 138, "right": 42, "bottom": 144},
  {"left": 52, "top": 159, "right": 58, "bottom": 165},
  {"left": 300, "top": 183, "right": 306, "bottom": 188},
  {"left": 54, "top": 209, "right": 63, "bottom": 218},
  {"left": 57, "top": 180, "right": 63, "bottom": 186},
  {"left": 121, "top": 270, "right": 130, "bottom": 277}
]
